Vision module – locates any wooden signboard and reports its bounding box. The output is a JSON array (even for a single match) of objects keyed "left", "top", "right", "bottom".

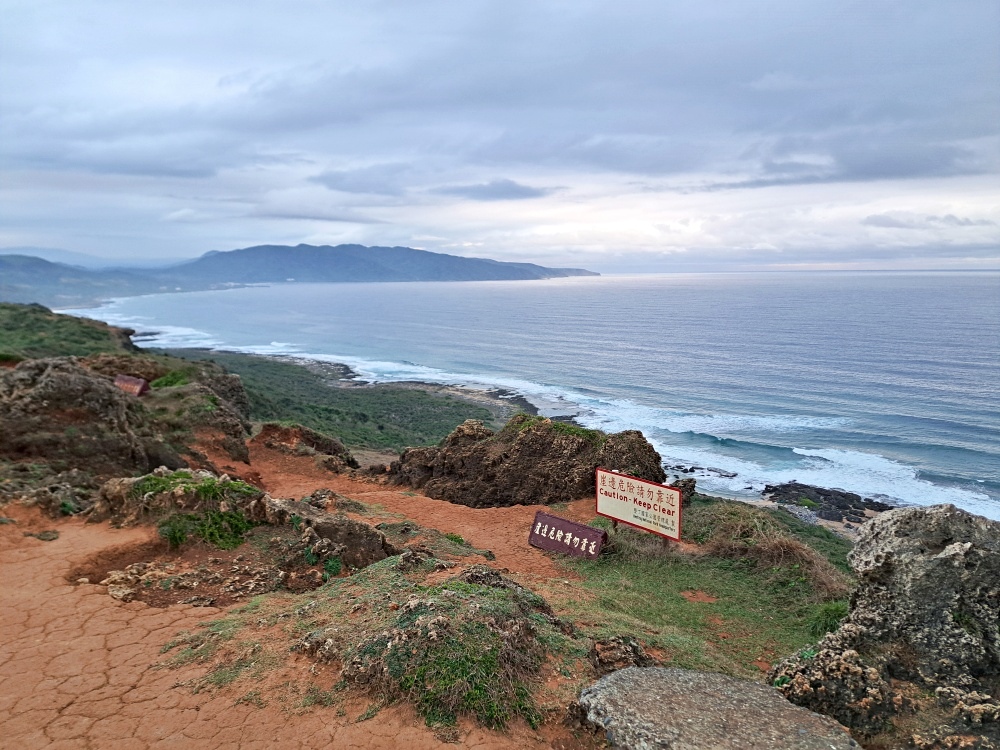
[
  {"left": 528, "top": 510, "right": 607, "bottom": 559},
  {"left": 113, "top": 374, "right": 150, "bottom": 397},
  {"left": 596, "top": 468, "right": 682, "bottom": 541}
]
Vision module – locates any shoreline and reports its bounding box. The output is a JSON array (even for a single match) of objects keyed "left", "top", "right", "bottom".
[
  {"left": 139, "top": 344, "right": 998, "bottom": 526},
  {"left": 159, "top": 346, "right": 539, "bottom": 430}
]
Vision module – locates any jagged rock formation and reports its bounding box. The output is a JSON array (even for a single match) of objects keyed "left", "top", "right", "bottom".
[
  {"left": 250, "top": 422, "right": 358, "bottom": 472},
  {"left": 576, "top": 667, "right": 856, "bottom": 749},
  {"left": 0, "top": 358, "right": 182, "bottom": 477},
  {"left": 769, "top": 504, "right": 1000, "bottom": 746},
  {"left": 387, "top": 415, "right": 666, "bottom": 508}
]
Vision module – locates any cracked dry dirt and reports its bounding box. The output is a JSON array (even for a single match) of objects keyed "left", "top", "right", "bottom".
[{"left": 0, "top": 444, "right": 592, "bottom": 749}]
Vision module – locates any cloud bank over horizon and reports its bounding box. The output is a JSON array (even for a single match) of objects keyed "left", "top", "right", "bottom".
[{"left": 1, "top": 0, "right": 998, "bottom": 272}]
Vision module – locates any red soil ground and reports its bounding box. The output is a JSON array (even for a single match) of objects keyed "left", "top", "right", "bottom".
[{"left": 0, "top": 442, "right": 603, "bottom": 749}]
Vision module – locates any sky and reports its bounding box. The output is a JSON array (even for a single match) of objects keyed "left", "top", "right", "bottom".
[{"left": 1, "top": 0, "right": 998, "bottom": 273}]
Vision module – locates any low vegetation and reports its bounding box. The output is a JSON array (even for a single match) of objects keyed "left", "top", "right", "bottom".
[
  {"left": 552, "top": 497, "right": 853, "bottom": 676},
  {"left": 160, "top": 349, "right": 494, "bottom": 450},
  {"left": 0, "top": 302, "right": 133, "bottom": 359}
]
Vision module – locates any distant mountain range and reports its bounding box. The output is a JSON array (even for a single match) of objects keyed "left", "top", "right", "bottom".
[{"left": 0, "top": 244, "right": 598, "bottom": 308}]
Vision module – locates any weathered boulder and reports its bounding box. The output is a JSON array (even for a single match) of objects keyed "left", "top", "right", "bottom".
[
  {"left": 388, "top": 415, "right": 666, "bottom": 508},
  {"left": 246, "top": 494, "right": 397, "bottom": 569},
  {"left": 0, "top": 357, "right": 179, "bottom": 476},
  {"left": 769, "top": 504, "right": 1000, "bottom": 742},
  {"left": 89, "top": 467, "right": 264, "bottom": 525},
  {"left": 577, "top": 667, "right": 856, "bottom": 749}
]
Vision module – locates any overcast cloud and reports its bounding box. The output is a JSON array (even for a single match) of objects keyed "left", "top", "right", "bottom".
[{"left": 1, "top": 0, "right": 997, "bottom": 270}]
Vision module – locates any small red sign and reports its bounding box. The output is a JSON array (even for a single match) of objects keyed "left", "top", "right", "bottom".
[
  {"left": 114, "top": 374, "right": 150, "bottom": 397},
  {"left": 528, "top": 511, "right": 607, "bottom": 559}
]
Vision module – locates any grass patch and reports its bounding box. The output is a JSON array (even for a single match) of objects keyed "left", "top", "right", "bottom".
[
  {"left": 681, "top": 498, "right": 850, "bottom": 600},
  {"left": 0, "top": 302, "right": 134, "bottom": 359},
  {"left": 808, "top": 600, "right": 850, "bottom": 637},
  {"left": 157, "top": 509, "right": 256, "bottom": 550},
  {"left": 506, "top": 414, "right": 606, "bottom": 445},
  {"left": 557, "top": 496, "right": 855, "bottom": 675},
  {"left": 341, "top": 567, "right": 548, "bottom": 729},
  {"left": 150, "top": 369, "right": 192, "bottom": 388},
  {"left": 157, "top": 349, "right": 494, "bottom": 451}
]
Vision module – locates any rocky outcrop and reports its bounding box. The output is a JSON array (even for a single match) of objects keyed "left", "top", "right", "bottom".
[
  {"left": 88, "top": 467, "right": 265, "bottom": 525},
  {"left": 764, "top": 481, "right": 893, "bottom": 524},
  {"left": 250, "top": 422, "right": 358, "bottom": 472},
  {"left": 769, "top": 504, "right": 1000, "bottom": 744},
  {"left": 576, "top": 667, "right": 856, "bottom": 749},
  {"left": 81, "top": 354, "right": 171, "bottom": 383},
  {"left": 0, "top": 357, "right": 183, "bottom": 477},
  {"left": 246, "top": 494, "right": 398, "bottom": 569},
  {"left": 387, "top": 415, "right": 666, "bottom": 508}
]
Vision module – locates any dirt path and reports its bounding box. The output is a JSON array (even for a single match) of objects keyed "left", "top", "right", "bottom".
[{"left": 0, "top": 448, "right": 592, "bottom": 749}]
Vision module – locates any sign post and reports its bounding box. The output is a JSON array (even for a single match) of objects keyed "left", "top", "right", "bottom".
[{"left": 595, "top": 468, "right": 682, "bottom": 542}]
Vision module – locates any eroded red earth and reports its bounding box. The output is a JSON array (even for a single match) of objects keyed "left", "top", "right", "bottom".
[{"left": 0, "top": 442, "right": 604, "bottom": 749}]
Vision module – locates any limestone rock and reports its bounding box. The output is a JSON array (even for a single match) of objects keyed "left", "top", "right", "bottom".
[
  {"left": 387, "top": 415, "right": 665, "bottom": 508},
  {"left": 578, "top": 667, "right": 857, "bottom": 749},
  {"left": 245, "top": 495, "right": 398, "bottom": 569},
  {"left": 89, "top": 467, "right": 264, "bottom": 525},
  {"left": 589, "top": 636, "right": 657, "bottom": 676},
  {"left": 770, "top": 504, "right": 1000, "bottom": 742}
]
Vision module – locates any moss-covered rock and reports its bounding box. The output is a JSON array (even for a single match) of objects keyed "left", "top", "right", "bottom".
[{"left": 387, "top": 414, "right": 665, "bottom": 507}]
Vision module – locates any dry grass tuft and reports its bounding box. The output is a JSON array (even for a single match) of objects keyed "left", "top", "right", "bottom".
[{"left": 686, "top": 501, "right": 850, "bottom": 601}]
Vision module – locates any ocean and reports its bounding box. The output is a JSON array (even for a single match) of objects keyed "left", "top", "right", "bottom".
[{"left": 65, "top": 271, "right": 1000, "bottom": 521}]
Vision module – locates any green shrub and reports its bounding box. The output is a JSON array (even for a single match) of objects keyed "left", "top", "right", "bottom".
[
  {"left": 157, "top": 509, "right": 255, "bottom": 551},
  {"left": 159, "top": 514, "right": 196, "bottom": 549},
  {"left": 807, "top": 600, "right": 849, "bottom": 637},
  {"left": 151, "top": 370, "right": 191, "bottom": 388},
  {"left": 323, "top": 557, "right": 342, "bottom": 580},
  {"left": 796, "top": 497, "right": 819, "bottom": 509}
]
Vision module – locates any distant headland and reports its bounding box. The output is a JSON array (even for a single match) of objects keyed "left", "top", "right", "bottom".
[{"left": 0, "top": 243, "right": 599, "bottom": 308}]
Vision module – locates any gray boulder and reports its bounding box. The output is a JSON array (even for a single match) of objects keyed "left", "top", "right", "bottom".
[
  {"left": 769, "top": 504, "right": 1000, "bottom": 742},
  {"left": 578, "top": 667, "right": 857, "bottom": 749}
]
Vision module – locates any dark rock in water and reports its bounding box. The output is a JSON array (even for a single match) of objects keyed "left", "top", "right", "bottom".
[
  {"left": 387, "top": 415, "right": 665, "bottom": 508},
  {"left": 763, "top": 481, "right": 892, "bottom": 524},
  {"left": 588, "top": 636, "right": 657, "bottom": 676},
  {"left": 769, "top": 504, "right": 1000, "bottom": 744},
  {"left": 577, "top": 667, "right": 856, "bottom": 749}
]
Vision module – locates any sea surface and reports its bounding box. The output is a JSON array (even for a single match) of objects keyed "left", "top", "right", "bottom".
[{"left": 66, "top": 272, "right": 1000, "bottom": 520}]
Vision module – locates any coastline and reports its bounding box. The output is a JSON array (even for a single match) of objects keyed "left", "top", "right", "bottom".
[
  {"left": 160, "top": 346, "right": 539, "bottom": 430},
  {"left": 158, "top": 346, "right": 871, "bottom": 538}
]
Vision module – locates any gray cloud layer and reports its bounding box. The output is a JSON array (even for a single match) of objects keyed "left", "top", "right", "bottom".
[{"left": 1, "top": 0, "right": 997, "bottom": 268}]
